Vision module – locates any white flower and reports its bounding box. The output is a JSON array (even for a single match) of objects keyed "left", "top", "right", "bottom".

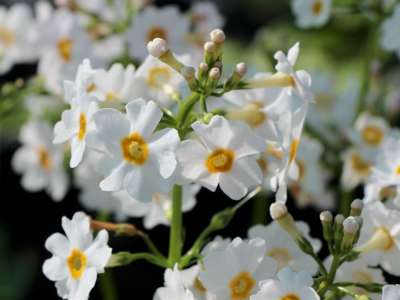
[
  {"left": 190, "top": 2, "right": 225, "bottom": 34},
  {"left": 199, "top": 237, "right": 278, "bottom": 300},
  {"left": 122, "top": 184, "right": 200, "bottom": 229},
  {"left": 54, "top": 95, "right": 99, "bottom": 168},
  {"left": 12, "top": 121, "right": 68, "bottom": 201},
  {"left": 43, "top": 212, "right": 112, "bottom": 300},
  {"left": 356, "top": 201, "right": 400, "bottom": 276},
  {"left": 177, "top": 115, "right": 265, "bottom": 200},
  {"left": 154, "top": 264, "right": 195, "bottom": 300},
  {"left": 248, "top": 221, "right": 321, "bottom": 274},
  {"left": 383, "top": 285, "right": 400, "bottom": 300},
  {"left": 93, "top": 98, "right": 180, "bottom": 202},
  {"left": 130, "top": 55, "right": 187, "bottom": 108},
  {"left": 126, "top": 5, "right": 190, "bottom": 60},
  {"left": 180, "top": 264, "right": 216, "bottom": 300},
  {"left": 334, "top": 258, "right": 385, "bottom": 300},
  {"left": 0, "top": 3, "right": 38, "bottom": 74},
  {"left": 291, "top": 0, "right": 331, "bottom": 29},
  {"left": 381, "top": 4, "right": 400, "bottom": 58},
  {"left": 38, "top": 10, "right": 95, "bottom": 94},
  {"left": 363, "top": 181, "right": 400, "bottom": 210},
  {"left": 250, "top": 267, "right": 319, "bottom": 300},
  {"left": 341, "top": 148, "right": 374, "bottom": 190}
]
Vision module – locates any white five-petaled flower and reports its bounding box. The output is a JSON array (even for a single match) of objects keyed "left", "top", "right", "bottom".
[
  {"left": 248, "top": 221, "right": 321, "bottom": 274},
  {"left": 381, "top": 4, "right": 400, "bottom": 59},
  {"left": 291, "top": 0, "right": 331, "bottom": 29},
  {"left": 42, "top": 212, "right": 112, "bottom": 300},
  {"left": 93, "top": 98, "right": 180, "bottom": 202},
  {"left": 126, "top": 5, "right": 190, "bottom": 60},
  {"left": 154, "top": 264, "right": 195, "bottom": 300},
  {"left": 199, "top": 237, "right": 278, "bottom": 300},
  {"left": 177, "top": 115, "right": 265, "bottom": 200},
  {"left": 250, "top": 267, "right": 320, "bottom": 300},
  {"left": 54, "top": 95, "right": 99, "bottom": 168},
  {"left": 356, "top": 201, "right": 400, "bottom": 276},
  {"left": 12, "top": 121, "right": 68, "bottom": 201},
  {"left": 383, "top": 285, "right": 400, "bottom": 300}
]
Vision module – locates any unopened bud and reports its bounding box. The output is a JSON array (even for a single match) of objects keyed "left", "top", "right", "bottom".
[
  {"left": 204, "top": 41, "right": 216, "bottom": 54},
  {"left": 270, "top": 203, "right": 303, "bottom": 243},
  {"left": 209, "top": 67, "right": 221, "bottom": 81},
  {"left": 342, "top": 217, "right": 360, "bottom": 252},
  {"left": 198, "top": 62, "right": 209, "bottom": 81},
  {"left": 235, "top": 62, "right": 247, "bottom": 77},
  {"left": 147, "top": 38, "right": 168, "bottom": 58},
  {"left": 90, "top": 219, "right": 138, "bottom": 236},
  {"left": 204, "top": 41, "right": 217, "bottom": 65},
  {"left": 320, "top": 211, "right": 333, "bottom": 245},
  {"left": 270, "top": 202, "right": 288, "bottom": 220},
  {"left": 210, "top": 29, "right": 225, "bottom": 44},
  {"left": 350, "top": 199, "right": 363, "bottom": 217},
  {"left": 333, "top": 214, "right": 344, "bottom": 254}
]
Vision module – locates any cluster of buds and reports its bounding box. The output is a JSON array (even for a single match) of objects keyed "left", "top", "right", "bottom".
[
  {"left": 320, "top": 199, "right": 364, "bottom": 256},
  {"left": 147, "top": 29, "right": 248, "bottom": 100}
]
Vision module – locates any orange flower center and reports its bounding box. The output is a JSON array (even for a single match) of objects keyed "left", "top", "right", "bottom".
[
  {"left": 38, "top": 147, "right": 52, "bottom": 170},
  {"left": 281, "top": 294, "right": 300, "bottom": 300},
  {"left": 67, "top": 249, "right": 87, "bottom": 280},
  {"left": 0, "top": 26, "right": 15, "bottom": 47},
  {"left": 205, "top": 149, "right": 235, "bottom": 173},
  {"left": 229, "top": 271, "right": 256, "bottom": 300},
  {"left": 121, "top": 132, "right": 149, "bottom": 165},
  {"left": 361, "top": 126, "right": 384, "bottom": 146},
  {"left": 351, "top": 154, "right": 371, "bottom": 175},
  {"left": 147, "top": 26, "right": 168, "bottom": 43},
  {"left": 57, "top": 37, "right": 73, "bottom": 62},
  {"left": 312, "top": 0, "right": 322, "bottom": 15},
  {"left": 289, "top": 139, "right": 300, "bottom": 163},
  {"left": 147, "top": 67, "right": 172, "bottom": 89},
  {"left": 396, "top": 166, "right": 400, "bottom": 176},
  {"left": 78, "top": 113, "right": 87, "bottom": 140}
]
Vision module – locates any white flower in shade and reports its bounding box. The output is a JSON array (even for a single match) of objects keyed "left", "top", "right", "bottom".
[
  {"left": 334, "top": 258, "right": 385, "bottom": 300},
  {"left": 130, "top": 55, "right": 187, "bottom": 108},
  {"left": 291, "top": 0, "right": 331, "bottom": 29},
  {"left": 190, "top": 2, "right": 225, "bottom": 34},
  {"left": 91, "top": 63, "right": 137, "bottom": 104},
  {"left": 53, "top": 95, "right": 99, "bottom": 168},
  {"left": 248, "top": 221, "right": 321, "bottom": 274},
  {"left": 290, "top": 136, "right": 333, "bottom": 209},
  {"left": 0, "top": 3, "right": 38, "bottom": 74},
  {"left": 38, "top": 10, "right": 95, "bottom": 94},
  {"left": 154, "top": 264, "right": 195, "bottom": 300},
  {"left": 370, "top": 137, "right": 400, "bottom": 187},
  {"left": 43, "top": 212, "right": 112, "bottom": 300},
  {"left": 356, "top": 201, "right": 400, "bottom": 276},
  {"left": 12, "top": 121, "right": 68, "bottom": 201},
  {"left": 383, "top": 285, "right": 400, "bottom": 300},
  {"left": 199, "top": 237, "right": 278, "bottom": 300},
  {"left": 349, "top": 113, "right": 390, "bottom": 152},
  {"left": 341, "top": 148, "right": 374, "bottom": 190},
  {"left": 63, "top": 59, "right": 99, "bottom": 104},
  {"left": 180, "top": 264, "right": 216, "bottom": 300},
  {"left": 122, "top": 184, "right": 200, "bottom": 229},
  {"left": 177, "top": 115, "right": 265, "bottom": 200},
  {"left": 363, "top": 181, "right": 400, "bottom": 210},
  {"left": 381, "top": 4, "right": 400, "bottom": 58},
  {"left": 250, "top": 267, "right": 319, "bottom": 300},
  {"left": 126, "top": 5, "right": 190, "bottom": 60},
  {"left": 93, "top": 98, "right": 180, "bottom": 202}
]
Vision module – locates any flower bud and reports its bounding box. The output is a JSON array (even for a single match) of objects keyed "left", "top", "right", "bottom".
[
  {"left": 224, "top": 62, "right": 247, "bottom": 91},
  {"left": 333, "top": 214, "right": 344, "bottom": 253},
  {"left": 209, "top": 67, "right": 221, "bottom": 81},
  {"left": 204, "top": 41, "right": 217, "bottom": 65},
  {"left": 341, "top": 217, "right": 360, "bottom": 252},
  {"left": 320, "top": 211, "right": 333, "bottom": 245},
  {"left": 350, "top": 199, "right": 363, "bottom": 217},
  {"left": 198, "top": 62, "right": 209, "bottom": 81},
  {"left": 147, "top": 38, "right": 168, "bottom": 58},
  {"left": 270, "top": 203, "right": 302, "bottom": 242},
  {"left": 236, "top": 62, "right": 247, "bottom": 77},
  {"left": 210, "top": 29, "right": 225, "bottom": 44}
]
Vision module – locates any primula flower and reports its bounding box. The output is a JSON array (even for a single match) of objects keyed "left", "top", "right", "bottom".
[
  {"left": 0, "top": 3, "right": 38, "bottom": 74},
  {"left": 53, "top": 95, "right": 99, "bottom": 168},
  {"left": 126, "top": 5, "right": 190, "bottom": 60},
  {"left": 250, "top": 267, "right": 320, "bottom": 300},
  {"left": 291, "top": 0, "right": 331, "bottom": 29},
  {"left": 356, "top": 201, "right": 400, "bottom": 276},
  {"left": 381, "top": 4, "right": 400, "bottom": 59},
  {"left": 248, "top": 221, "right": 321, "bottom": 274},
  {"left": 199, "top": 237, "right": 278, "bottom": 300},
  {"left": 341, "top": 148, "right": 374, "bottom": 190},
  {"left": 177, "top": 115, "right": 265, "bottom": 200},
  {"left": 43, "top": 212, "right": 112, "bottom": 300},
  {"left": 93, "top": 98, "right": 180, "bottom": 202},
  {"left": 154, "top": 264, "right": 195, "bottom": 300},
  {"left": 12, "top": 121, "right": 68, "bottom": 201}
]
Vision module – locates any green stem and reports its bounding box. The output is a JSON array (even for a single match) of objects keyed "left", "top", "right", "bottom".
[
  {"left": 200, "top": 94, "right": 208, "bottom": 113},
  {"left": 99, "top": 271, "right": 118, "bottom": 300},
  {"left": 176, "top": 92, "right": 200, "bottom": 133},
  {"left": 327, "top": 256, "right": 341, "bottom": 285},
  {"left": 168, "top": 185, "right": 183, "bottom": 266},
  {"left": 251, "top": 192, "right": 269, "bottom": 225},
  {"left": 107, "top": 252, "right": 168, "bottom": 268},
  {"left": 137, "top": 231, "right": 166, "bottom": 259},
  {"left": 339, "top": 189, "right": 352, "bottom": 216}
]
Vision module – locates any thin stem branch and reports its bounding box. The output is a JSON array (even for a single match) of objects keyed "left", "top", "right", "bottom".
[{"left": 168, "top": 185, "right": 183, "bottom": 266}]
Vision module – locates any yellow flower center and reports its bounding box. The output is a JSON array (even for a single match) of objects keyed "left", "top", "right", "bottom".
[
  {"left": 379, "top": 186, "right": 397, "bottom": 201},
  {"left": 227, "top": 102, "right": 266, "bottom": 128},
  {"left": 147, "top": 67, "right": 172, "bottom": 89},
  {"left": 361, "top": 126, "right": 384, "bottom": 146},
  {"left": 229, "top": 271, "right": 256, "bottom": 300},
  {"left": 0, "top": 26, "right": 15, "bottom": 47},
  {"left": 289, "top": 139, "right": 300, "bottom": 163},
  {"left": 297, "top": 160, "right": 306, "bottom": 180},
  {"left": 86, "top": 82, "right": 97, "bottom": 93},
  {"left": 351, "top": 154, "right": 371, "bottom": 176},
  {"left": 396, "top": 166, "right": 400, "bottom": 176},
  {"left": 105, "top": 91, "right": 119, "bottom": 102},
  {"left": 67, "top": 249, "right": 87, "bottom": 280},
  {"left": 358, "top": 227, "right": 395, "bottom": 253},
  {"left": 38, "top": 147, "right": 52, "bottom": 170},
  {"left": 206, "top": 149, "right": 235, "bottom": 173},
  {"left": 266, "top": 247, "right": 292, "bottom": 270},
  {"left": 266, "top": 145, "right": 284, "bottom": 160},
  {"left": 78, "top": 113, "right": 87, "bottom": 140},
  {"left": 147, "top": 26, "right": 168, "bottom": 43},
  {"left": 194, "top": 277, "right": 207, "bottom": 293},
  {"left": 281, "top": 294, "right": 301, "bottom": 300},
  {"left": 258, "top": 158, "right": 268, "bottom": 175},
  {"left": 312, "top": 0, "right": 322, "bottom": 15},
  {"left": 121, "top": 132, "right": 149, "bottom": 165},
  {"left": 57, "top": 37, "right": 73, "bottom": 62}
]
